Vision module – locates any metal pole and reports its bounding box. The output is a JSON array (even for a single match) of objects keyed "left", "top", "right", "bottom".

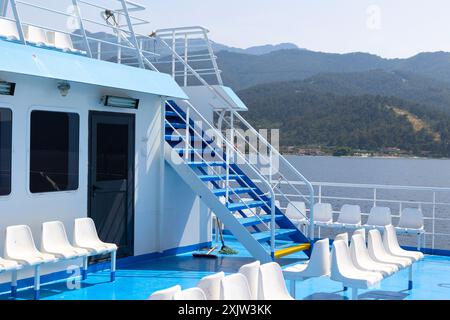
[
  {"left": 373, "top": 188, "right": 377, "bottom": 207},
  {"left": 184, "top": 33, "right": 188, "bottom": 87},
  {"left": 71, "top": 0, "right": 92, "bottom": 57},
  {"left": 185, "top": 106, "right": 190, "bottom": 161},
  {"left": 9, "top": 0, "right": 25, "bottom": 43},
  {"left": 1, "top": 0, "right": 9, "bottom": 16},
  {"left": 119, "top": 0, "right": 143, "bottom": 68},
  {"left": 171, "top": 30, "right": 176, "bottom": 78},
  {"left": 432, "top": 192, "right": 436, "bottom": 250}
]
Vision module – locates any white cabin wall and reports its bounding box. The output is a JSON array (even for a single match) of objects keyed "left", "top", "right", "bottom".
[{"left": 0, "top": 72, "right": 164, "bottom": 283}]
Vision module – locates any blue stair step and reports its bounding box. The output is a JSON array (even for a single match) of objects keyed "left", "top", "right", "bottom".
[
  {"left": 188, "top": 161, "right": 225, "bottom": 168},
  {"left": 252, "top": 229, "right": 298, "bottom": 243},
  {"left": 165, "top": 111, "right": 179, "bottom": 117},
  {"left": 227, "top": 201, "right": 266, "bottom": 212},
  {"left": 166, "top": 123, "right": 186, "bottom": 129},
  {"left": 212, "top": 187, "right": 255, "bottom": 196},
  {"left": 165, "top": 135, "right": 213, "bottom": 143},
  {"left": 199, "top": 174, "right": 244, "bottom": 182},
  {"left": 174, "top": 148, "right": 217, "bottom": 155},
  {"left": 237, "top": 215, "right": 284, "bottom": 227}
]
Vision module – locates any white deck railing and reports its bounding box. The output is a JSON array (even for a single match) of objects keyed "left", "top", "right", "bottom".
[{"left": 272, "top": 180, "right": 450, "bottom": 252}]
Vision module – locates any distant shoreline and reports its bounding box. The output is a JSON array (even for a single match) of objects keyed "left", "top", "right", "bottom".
[{"left": 281, "top": 150, "right": 450, "bottom": 160}]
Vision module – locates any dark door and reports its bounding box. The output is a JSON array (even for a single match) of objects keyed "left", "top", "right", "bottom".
[{"left": 89, "top": 112, "right": 135, "bottom": 258}]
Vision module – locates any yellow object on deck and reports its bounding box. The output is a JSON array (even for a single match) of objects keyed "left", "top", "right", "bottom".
[{"left": 274, "top": 243, "right": 311, "bottom": 259}]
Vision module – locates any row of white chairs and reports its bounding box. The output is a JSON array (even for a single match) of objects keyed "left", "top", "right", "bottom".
[
  {"left": 149, "top": 261, "right": 294, "bottom": 300},
  {"left": 284, "top": 225, "right": 424, "bottom": 300},
  {"left": 0, "top": 17, "right": 84, "bottom": 54},
  {"left": 0, "top": 218, "right": 117, "bottom": 299},
  {"left": 286, "top": 202, "right": 425, "bottom": 249}
]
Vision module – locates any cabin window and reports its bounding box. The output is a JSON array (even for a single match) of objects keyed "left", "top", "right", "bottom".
[
  {"left": 0, "top": 108, "right": 12, "bottom": 196},
  {"left": 30, "top": 111, "right": 79, "bottom": 193}
]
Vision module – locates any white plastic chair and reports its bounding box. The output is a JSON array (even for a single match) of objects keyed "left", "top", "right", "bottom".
[
  {"left": 73, "top": 218, "right": 118, "bottom": 282},
  {"left": 24, "top": 25, "right": 50, "bottom": 46},
  {"left": 366, "top": 207, "right": 392, "bottom": 228},
  {"left": 331, "top": 240, "right": 383, "bottom": 300},
  {"left": 5, "top": 225, "right": 58, "bottom": 300},
  {"left": 0, "top": 257, "right": 23, "bottom": 299},
  {"left": 285, "top": 201, "right": 308, "bottom": 230},
  {"left": 196, "top": 272, "right": 225, "bottom": 300},
  {"left": 335, "top": 233, "right": 349, "bottom": 246},
  {"left": 258, "top": 262, "right": 294, "bottom": 300},
  {"left": 0, "top": 18, "right": 20, "bottom": 41},
  {"left": 173, "top": 287, "right": 207, "bottom": 300},
  {"left": 383, "top": 225, "right": 424, "bottom": 262},
  {"left": 284, "top": 238, "right": 331, "bottom": 297},
  {"left": 350, "top": 234, "right": 398, "bottom": 277},
  {"left": 313, "top": 203, "right": 334, "bottom": 237},
  {"left": 396, "top": 208, "right": 425, "bottom": 250},
  {"left": 238, "top": 261, "right": 260, "bottom": 300},
  {"left": 148, "top": 285, "right": 181, "bottom": 300},
  {"left": 42, "top": 221, "right": 89, "bottom": 260},
  {"left": 220, "top": 273, "right": 252, "bottom": 300},
  {"left": 336, "top": 205, "right": 362, "bottom": 228},
  {"left": 353, "top": 228, "right": 366, "bottom": 243},
  {"left": 367, "top": 229, "right": 412, "bottom": 269}
]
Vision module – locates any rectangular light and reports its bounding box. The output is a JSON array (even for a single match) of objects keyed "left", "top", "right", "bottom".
[
  {"left": 0, "top": 81, "right": 16, "bottom": 96},
  {"left": 104, "top": 95, "right": 139, "bottom": 109}
]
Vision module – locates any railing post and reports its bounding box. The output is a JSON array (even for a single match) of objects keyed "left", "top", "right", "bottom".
[
  {"left": 185, "top": 106, "right": 190, "bottom": 161},
  {"left": 184, "top": 33, "right": 188, "bottom": 87},
  {"left": 432, "top": 192, "right": 436, "bottom": 251},
  {"left": 373, "top": 188, "right": 377, "bottom": 207},
  {"left": 71, "top": 0, "right": 92, "bottom": 57},
  {"left": 9, "top": 0, "right": 26, "bottom": 44},
  {"left": 119, "top": 0, "right": 144, "bottom": 68},
  {"left": 171, "top": 30, "right": 176, "bottom": 79},
  {"left": 319, "top": 185, "right": 322, "bottom": 203},
  {"left": 270, "top": 194, "right": 276, "bottom": 259},
  {"left": 309, "top": 187, "right": 315, "bottom": 240},
  {"left": 269, "top": 148, "right": 273, "bottom": 184},
  {"left": 97, "top": 42, "right": 101, "bottom": 60}
]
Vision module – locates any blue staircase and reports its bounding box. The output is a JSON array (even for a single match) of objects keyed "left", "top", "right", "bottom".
[{"left": 164, "top": 101, "right": 312, "bottom": 263}]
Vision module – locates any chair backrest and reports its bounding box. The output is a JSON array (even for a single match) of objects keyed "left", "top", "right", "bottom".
[
  {"left": 285, "top": 201, "right": 306, "bottom": 221},
  {"left": 148, "top": 285, "right": 181, "bottom": 300},
  {"left": 383, "top": 225, "right": 401, "bottom": 253},
  {"left": 74, "top": 218, "right": 101, "bottom": 245},
  {"left": 53, "top": 31, "right": 74, "bottom": 51},
  {"left": 258, "top": 262, "right": 292, "bottom": 300},
  {"left": 220, "top": 273, "right": 252, "bottom": 300},
  {"left": 42, "top": 221, "right": 71, "bottom": 251},
  {"left": 331, "top": 239, "right": 357, "bottom": 282},
  {"left": 350, "top": 234, "right": 372, "bottom": 266},
  {"left": 368, "top": 229, "right": 388, "bottom": 257},
  {"left": 25, "top": 25, "right": 48, "bottom": 45},
  {"left": 238, "top": 260, "right": 260, "bottom": 300},
  {"left": 304, "top": 238, "right": 331, "bottom": 277},
  {"left": 338, "top": 205, "right": 361, "bottom": 224},
  {"left": 196, "top": 272, "right": 225, "bottom": 300},
  {"left": 173, "top": 288, "right": 207, "bottom": 300},
  {"left": 5, "top": 225, "right": 40, "bottom": 257},
  {"left": 335, "top": 233, "right": 349, "bottom": 245},
  {"left": 313, "top": 203, "right": 333, "bottom": 223},
  {"left": 0, "top": 18, "right": 19, "bottom": 40},
  {"left": 367, "top": 207, "right": 392, "bottom": 227},
  {"left": 353, "top": 228, "right": 366, "bottom": 243},
  {"left": 398, "top": 208, "right": 424, "bottom": 229}
]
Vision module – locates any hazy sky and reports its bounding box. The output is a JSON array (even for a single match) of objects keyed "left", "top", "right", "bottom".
[{"left": 131, "top": 0, "right": 450, "bottom": 59}]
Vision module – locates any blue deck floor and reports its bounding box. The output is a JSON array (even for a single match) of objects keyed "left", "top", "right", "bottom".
[{"left": 1, "top": 236, "right": 449, "bottom": 300}]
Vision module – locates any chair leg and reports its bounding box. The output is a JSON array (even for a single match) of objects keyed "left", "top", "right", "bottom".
[
  {"left": 290, "top": 280, "right": 296, "bottom": 298},
  {"left": 110, "top": 251, "right": 117, "bottom": 282},
  {"left": 408, "top": 265, "right": 413, "bottom": 290},
  {"left": 34, "top": 265, "right": 40, "bottom": 300},
  {"left": 11, "top": 270, "right": 18, "bottom": 299},
  {"left": 82, "top": 256, "right": 88, "bottom": 280},
  {"left": 351, "top": 288, "right": 358, "bottom": 300}
]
